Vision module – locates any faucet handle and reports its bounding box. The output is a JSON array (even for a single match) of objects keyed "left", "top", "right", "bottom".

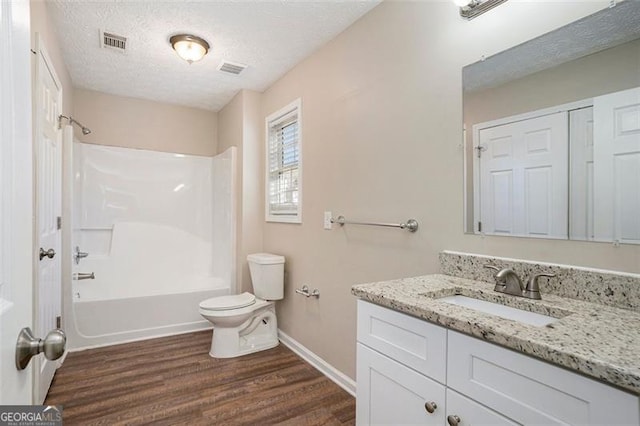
[
  {"left": 484, "top": 264, "right": 507, "bottom": 293},
  {"left": 483, "top": 264, "right": 500, "bottom": 273},
  {"left": 524, "top": 272, "right": 556, "bottom": 299}
]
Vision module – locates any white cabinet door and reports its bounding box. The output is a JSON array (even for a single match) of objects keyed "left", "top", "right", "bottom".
[
  {"left": 478, "top": 112, "right": 568, "bottom": 238},
  {"left": 357, "top": 300, "right": 447, "bottom": 384},
  {"left": 593, "top": 87, "right": 640, "bottom": 244},
  {"left": 446, "top": 389, "right": 519, "bottom": 426},
  {"left": 356, "top": 343, "right": 445, "bottom": 426},
  {"left": 447, "top": 331, "right": 640, "bottom": 426}
]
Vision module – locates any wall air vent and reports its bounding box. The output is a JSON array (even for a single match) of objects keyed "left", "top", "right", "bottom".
[
  {"left": 218, "top": 61, "right": 247, "bottom": 75},
  {"left": 100, "top": 30, "right": 127, "bottom": 52}
]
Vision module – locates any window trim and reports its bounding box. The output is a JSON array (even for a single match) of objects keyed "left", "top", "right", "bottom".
[{"left": 265, "top": 98, "right": 302, "bottom": 223}]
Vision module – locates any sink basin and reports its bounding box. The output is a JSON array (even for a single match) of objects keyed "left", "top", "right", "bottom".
[{"left": 438, "top": 295, "right": 559, "bottom": 327}]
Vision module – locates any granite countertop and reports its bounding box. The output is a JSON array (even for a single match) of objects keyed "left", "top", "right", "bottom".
[{"left": 352, "top": 274, "right": 640, "bottom": 395}]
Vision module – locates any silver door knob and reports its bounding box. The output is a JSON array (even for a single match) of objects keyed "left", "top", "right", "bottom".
[
  {"left": 39, "top": 247, "right": 56, "bottom": 260},
  {"left": 424, "top": 401, "right": 437, "bottom": 413},
  {"left": 447, "top": 415, "right": 461, "bottom": 426},
  {"left": 15, "top": 327, "right": 66, "bottom": 370}
]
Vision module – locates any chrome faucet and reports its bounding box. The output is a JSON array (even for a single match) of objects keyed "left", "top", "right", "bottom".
[{"left": 484, "top": 264, "right": 555, "bottom": 300}]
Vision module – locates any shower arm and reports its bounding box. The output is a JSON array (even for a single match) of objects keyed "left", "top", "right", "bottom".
[{"left": 58, "top": 115, "right": 91, "bottom": 135}]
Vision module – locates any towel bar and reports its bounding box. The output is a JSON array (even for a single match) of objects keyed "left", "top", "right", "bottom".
[{"left": 330, "top": 215, "right": 418, "bottom": 232}]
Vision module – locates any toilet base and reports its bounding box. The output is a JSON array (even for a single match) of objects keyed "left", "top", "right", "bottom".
[{"left": 209, "top": 303, "right": 279, "bottom": 358}]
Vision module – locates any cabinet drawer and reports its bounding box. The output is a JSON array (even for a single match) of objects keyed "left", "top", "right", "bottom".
[
  {"left": 356, "top": 343, "right": 445, "bottom": 426},
  {"left": 446, "top": 389, "right": 518, "bottom": 426},
  {"left": 357, "top": 300, "right": 447, "bottom": 383},
  {"left": 447, "top": 331, "right": 640, "bottom": 426}
]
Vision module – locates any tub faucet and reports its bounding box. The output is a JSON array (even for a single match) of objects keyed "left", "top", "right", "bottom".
[{"left": 73, "top": 272, "right": 95, "bottom": 280}]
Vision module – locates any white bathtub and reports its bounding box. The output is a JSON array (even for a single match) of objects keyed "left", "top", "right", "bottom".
[
  {"left": 68, "top": 223, "right": 229, "bottom": 348},
  {"left": 71, "top": 287, "right": 227, "bottom": 348},
  {"left": 66, "top": 145, "right": 237, "bottom": 350}
]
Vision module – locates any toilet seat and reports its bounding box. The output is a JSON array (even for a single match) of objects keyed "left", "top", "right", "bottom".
[{"left": 199, "top": 292, "right": 256, "bottom": 311}]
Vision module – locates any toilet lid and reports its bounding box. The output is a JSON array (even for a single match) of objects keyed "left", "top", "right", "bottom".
[{"left": 199, "top": 292, "right": 256, "bottom": 311}]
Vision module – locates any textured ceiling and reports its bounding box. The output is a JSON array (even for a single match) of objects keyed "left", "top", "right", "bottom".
[
  {"left": 49, "top": 0, "right": 381, "bottom": 111},
  {"left": 464, "top": 0, "right": 640, "bottom": 92}
]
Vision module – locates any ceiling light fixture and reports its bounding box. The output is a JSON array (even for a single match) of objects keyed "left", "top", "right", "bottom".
[
  {"left": 456, "top": 0, "right": 508, "bottom": 20},
  {"left": 170, "top": 34, "right": 210, "bottom": 64}
]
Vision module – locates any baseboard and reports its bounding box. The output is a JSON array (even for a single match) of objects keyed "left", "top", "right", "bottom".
[{"left": 278, "top": 329, "right": 356, "bottom": 397}]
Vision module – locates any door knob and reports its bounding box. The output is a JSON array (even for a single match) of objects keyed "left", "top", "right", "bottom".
[
  {"left": 39, "top": 248, "right": 56, "bottom": 260},
  {"left": 15, "top": 327, "right": 66, "bottom": 370}
]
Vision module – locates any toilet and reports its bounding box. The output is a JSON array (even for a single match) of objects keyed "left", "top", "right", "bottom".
[{"left": 199, "top": 253, "right": 285, "bottom": 358}]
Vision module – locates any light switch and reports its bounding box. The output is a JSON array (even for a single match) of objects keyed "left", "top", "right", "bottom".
[{"left": 324, "top": 211, "right": 332, "bottom": 230}]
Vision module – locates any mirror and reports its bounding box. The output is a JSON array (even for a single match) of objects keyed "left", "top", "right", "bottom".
[{"left": 463, "top": 1, "right": 640, "bottom": 244}]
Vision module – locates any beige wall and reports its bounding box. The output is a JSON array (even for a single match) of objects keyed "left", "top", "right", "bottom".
[
  {"left": 73, "top": 89, "right": 218, "bottom": 156},
  {"left": 257, "top": 0, "right": 640, "bottom": 381},
  {"left": 465, "top": 38, "right": 640, "bottom": 127},
  {"left": 218, "top": 90, "right": 264, "bottom": 293}
]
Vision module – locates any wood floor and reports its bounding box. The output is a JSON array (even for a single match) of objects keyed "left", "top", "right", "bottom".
[{"left": 45, "top": 330, "right": 355, "bottom": 425}]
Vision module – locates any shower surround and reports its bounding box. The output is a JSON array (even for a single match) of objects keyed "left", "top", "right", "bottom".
[{"left": 67, "top": 142, "right": 236, "bottom": 349}]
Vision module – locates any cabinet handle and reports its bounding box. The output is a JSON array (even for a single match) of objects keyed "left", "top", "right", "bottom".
[
  {"left": 424, "top": 401, "right": 437, "bottom": 413},
  {"left": 447, "top": 414, "right": 461, "bottom": 426}
]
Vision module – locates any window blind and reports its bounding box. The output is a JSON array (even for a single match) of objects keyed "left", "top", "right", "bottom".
[{"left": 267, "top": 108, "right": 300, "bottom": 218}]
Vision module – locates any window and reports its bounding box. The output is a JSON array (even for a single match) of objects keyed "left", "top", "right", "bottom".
[{"left": 265, "top": 99, "right": 302, "bottom": 223}]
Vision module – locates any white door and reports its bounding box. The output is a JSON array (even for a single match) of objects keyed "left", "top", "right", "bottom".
[
  {"left": 478, "top": 112, "right": 568, "bottom": 238},
  {"left": 356, "top": 344, "right": 446, "bottom": 426},
  {"left": 593, "top": 87, "right": 640, "bottom": 244},
  {"left": 569, "top": 107, "right": 595, "bottom": 241},
  {"left": 0, "top": 0, "right": 35, "bottom": 404},
  {"left": 33, "top": 36, "right": 64, "bottom": 403}
]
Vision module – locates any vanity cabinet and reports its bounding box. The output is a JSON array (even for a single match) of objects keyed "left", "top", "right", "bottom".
[
  {"left": 356, "top": 300, "right": 640, "bottom": 426},
  {"left": 357, "top": 344, "right": 445, "bottom": 425}
]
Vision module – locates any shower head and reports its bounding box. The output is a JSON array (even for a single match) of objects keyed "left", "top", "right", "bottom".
[{"left": 59, "top": 115, "right": 92, "bottom": 136}]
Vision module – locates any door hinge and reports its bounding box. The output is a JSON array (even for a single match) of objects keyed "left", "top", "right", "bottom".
[
  {"left": 57, "top": 216, "right": 62, "bottom": 230},
  {"left": 478, "top": 221, "right": 482, "bottom": 232},
  {"left": 56, "top": 315, "right": 61, "bottom": 328}
]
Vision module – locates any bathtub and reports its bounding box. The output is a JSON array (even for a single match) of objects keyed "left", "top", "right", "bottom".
[
  {"left": 65, "top": 144, "right": 237, "bottom": 350},
  {"left": 71, "top": 287, "right": 227, "bottom": 348},
  {"left": 68, "top": 222, "right": 230, "bottom": 348}
]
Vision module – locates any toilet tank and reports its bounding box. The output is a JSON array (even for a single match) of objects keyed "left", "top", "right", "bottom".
[{"left": 247, "top": 253, "right": 285, "bottom": 300}]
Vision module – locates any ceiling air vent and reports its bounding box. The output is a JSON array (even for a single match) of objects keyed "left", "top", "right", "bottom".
[
  {"left": 100, "top": 30, "right": 127, "bottom": 52},
  {"left": 218, "top": 61, "right": 247, "bottom": 75}
]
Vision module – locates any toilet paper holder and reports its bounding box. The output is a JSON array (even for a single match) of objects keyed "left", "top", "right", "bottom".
[{"left": 295, "top": 285, "right": 320, "bottom": 298}]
